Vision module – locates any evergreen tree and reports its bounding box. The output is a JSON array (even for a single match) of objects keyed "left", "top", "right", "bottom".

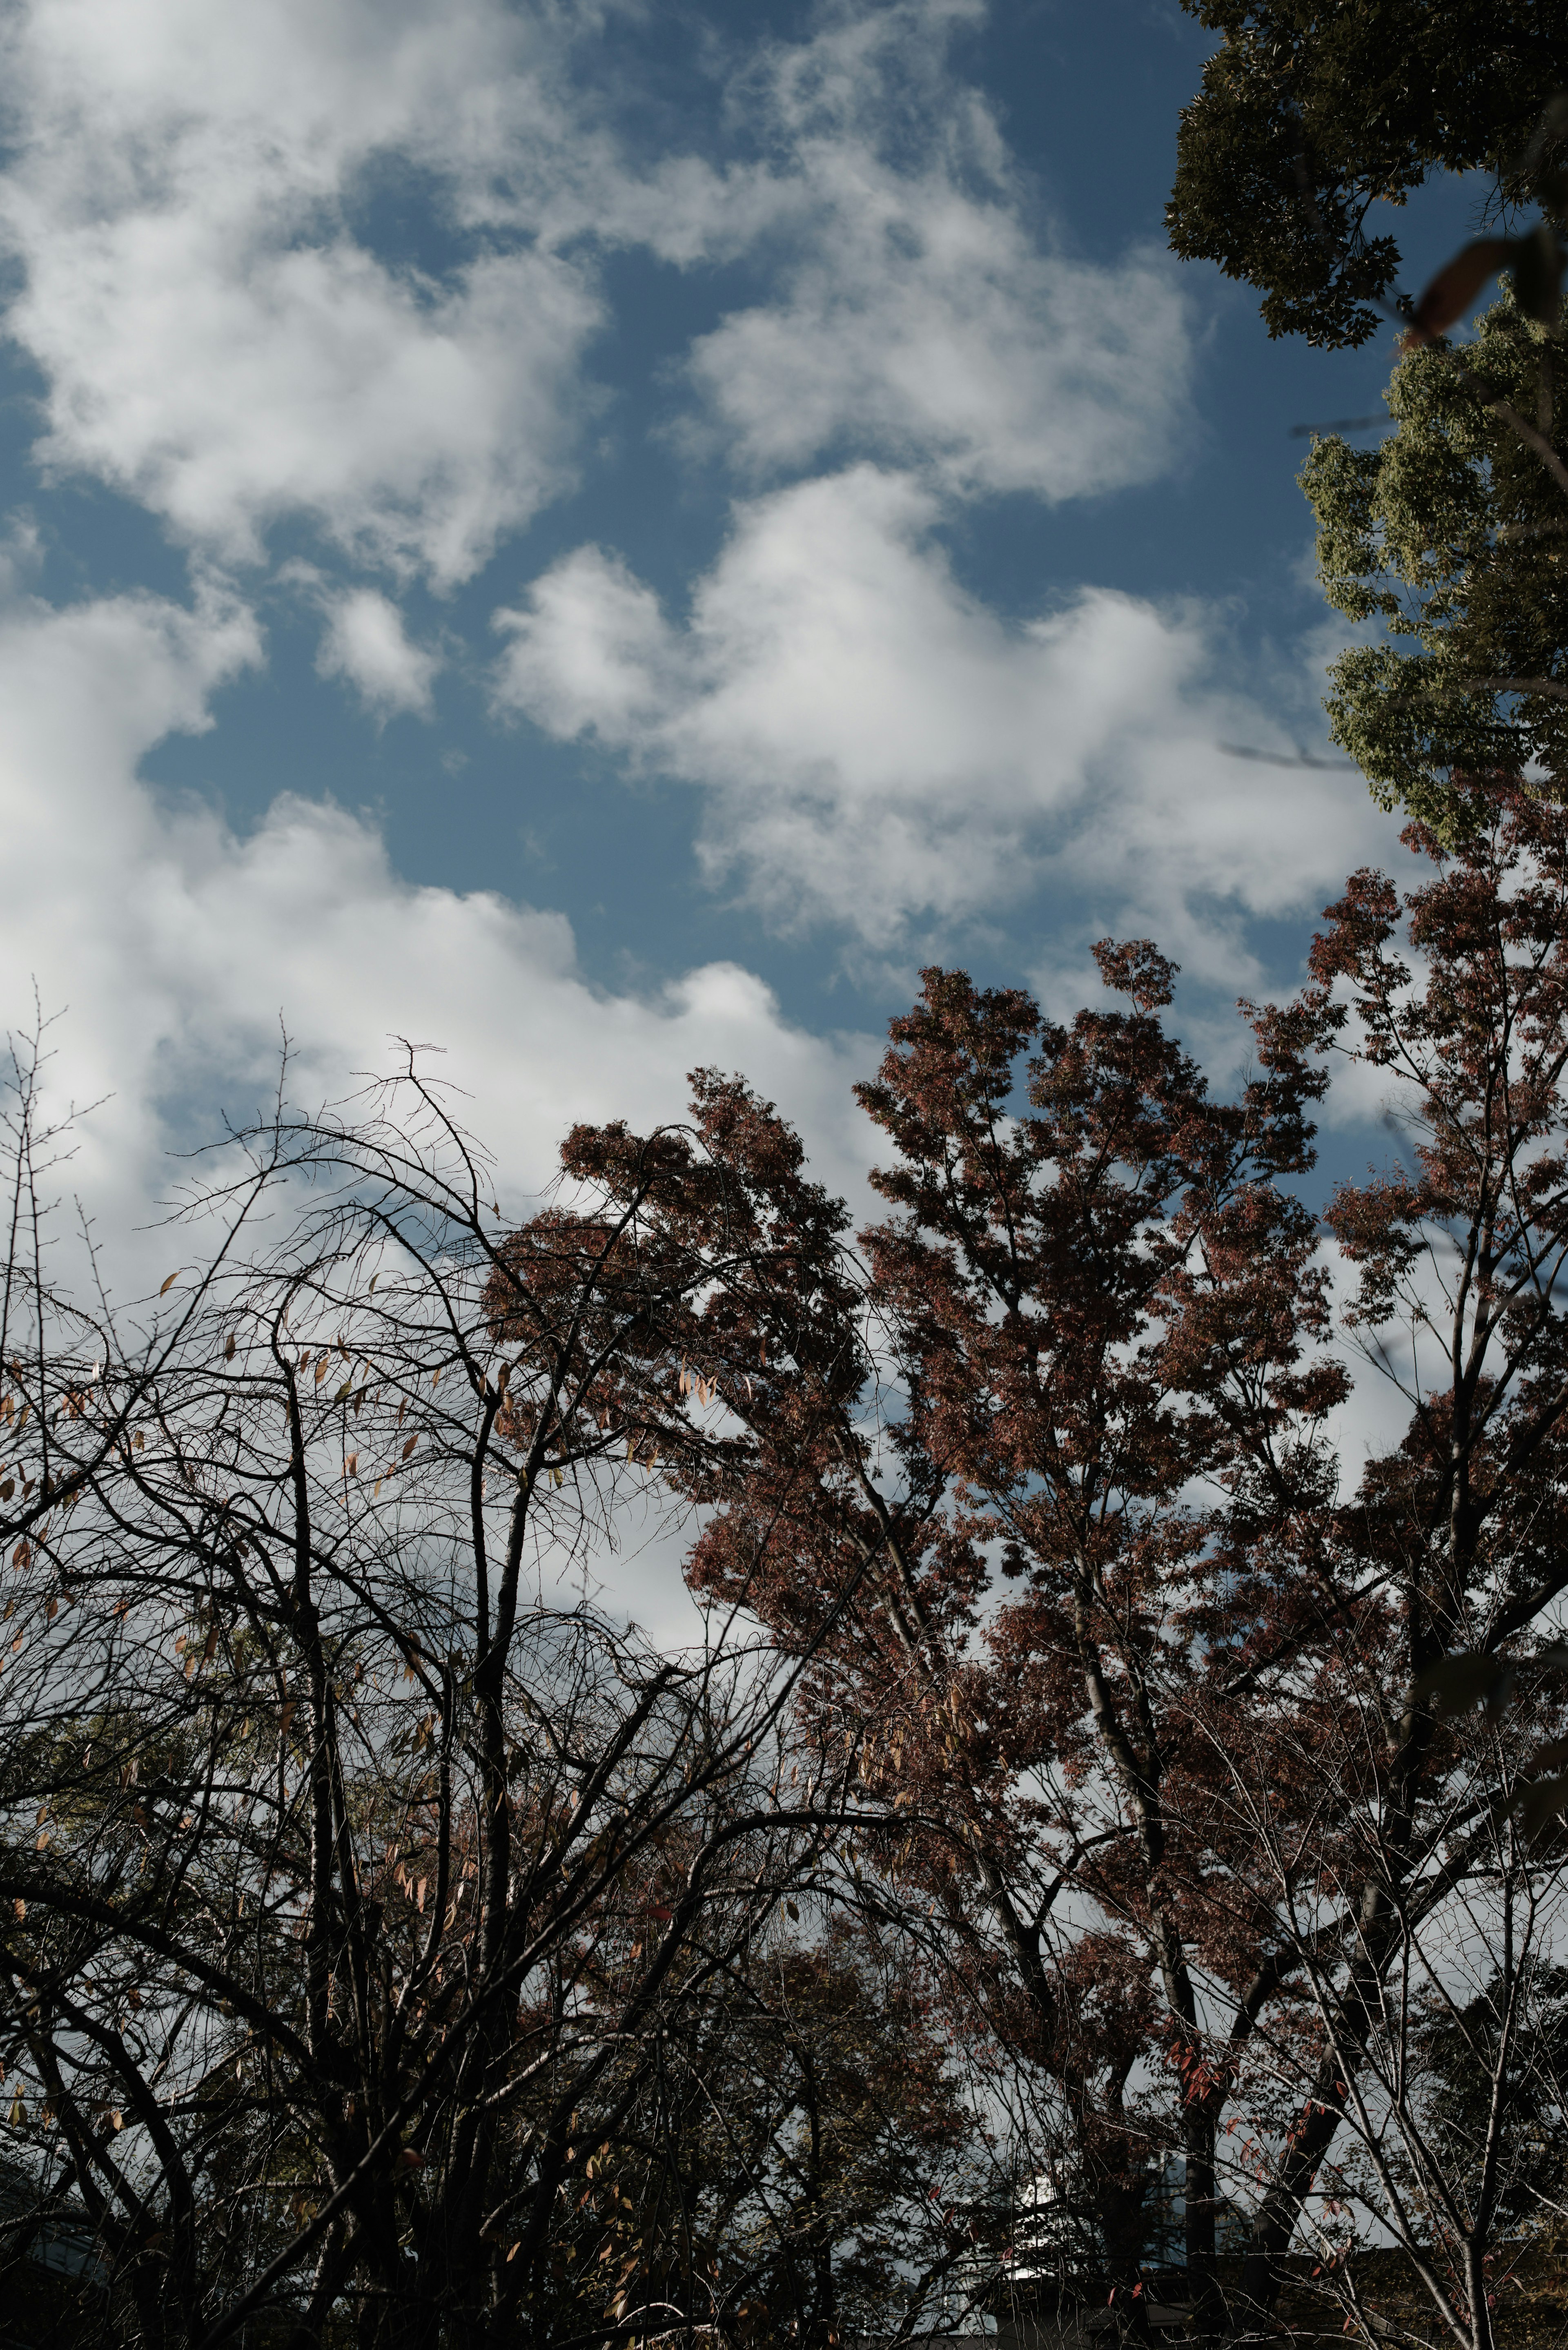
[
  {"left": 1301, "top": 292, "right": 1568, "bottom": 829},
  {"left": 1166, "top": 0, "right": 1568, "bottom": 348}
]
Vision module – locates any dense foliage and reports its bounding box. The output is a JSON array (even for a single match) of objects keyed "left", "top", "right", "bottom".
[
  {"left": 1302, "top": 293, "right": 1568, "bottom": 829},
  {"left": 1166, "top": 0, "right": 1568, "bottom": 346}
]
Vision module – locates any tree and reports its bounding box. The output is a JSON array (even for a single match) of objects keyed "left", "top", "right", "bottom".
[
  {"left": 552, "top": 949, "right": 1346, "bottom": 2341},
  {"left": 1302, "top": 290, "right": 1568, "bottom": 832},
  {"left": 549, "top": 778, "right": 1568, "bottom": 2343},
  {"left": 19, "top": 772, "right": 1568, "bottom": 2349},
  {"left": 0, "top": 1045, "right": 863, "bottom": 2350},
  {"left": 1165, "top": 0, "right": 1568, "bottom": 348},
  {"left": 537, "top": 1912, "right": 989, "bottom": 2350}
]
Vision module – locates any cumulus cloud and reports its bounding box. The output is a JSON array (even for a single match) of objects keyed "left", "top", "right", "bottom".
[
  {"left": 0, "top": 0, "right": 1199, "bottom": 586},
  {"left": 494, "top": 466, "right": 1393, "bottom": 983},
  {"left": 0, "top": 0, "right": 609, "bottom": 582},
  {"left": 0, "top": 573, "right": 887, "bottom": 1644},
  {"left": 0, "top": 582, "right": 878, "bottom": 1267},
  {"left": 316, "top": 588, "right": 440, "bottom": 717},
  {"left": 683, "top": 7, "right": 1194, "bottom": 498}
]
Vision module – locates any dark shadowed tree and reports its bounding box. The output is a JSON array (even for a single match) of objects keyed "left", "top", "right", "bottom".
[
  {"left": 1166, "top": 0, "right": 1568, "bottom": 348},
  {"left": 0, "top": 1047, "right": 865, "bottom": 2350},
  {"left": 554, "top": 778, "right": 1568, "bottom": 2342}
]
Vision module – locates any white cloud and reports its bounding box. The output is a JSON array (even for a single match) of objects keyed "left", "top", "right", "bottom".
[
  {"left": 688, "top": 228, "right": 1191, "bottom": 501},
  {"left": 682, "top": 7, "right": 1193, "bottom": 498},
  {"left": 0, "top": 577, "right": 886, "bottom": 1650},
  {"left": 0, "top": 580, "right": 877, "bottom": 1260},
  {"left": 494, "top": 465, "right": 1395, "bottom": 985},
  {"left": 316, "top": 587, "right": 439, "bottom": 717},
  {"left": 0, "top": 0, "right": 1198, "bottom": 589},
  {"left": 0, "top": 0, "right": 608, "bottom": 583}
]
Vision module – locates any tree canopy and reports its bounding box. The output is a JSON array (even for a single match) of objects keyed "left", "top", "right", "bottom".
[
  {"left": 10, "top": 793, "right": 1568, "bottom": 2349},
  {"left": 1301, "top": 292, "right": 1568, "bottom": 829},
  {"left": 1166, "top": 0, "right": 1568, "bottom": 347}
]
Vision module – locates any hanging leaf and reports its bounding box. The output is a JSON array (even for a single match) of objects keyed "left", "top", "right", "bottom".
[
  {"left": 1402, "top": 227, "right": 1566, "bottom": 348},
  {"left": 401, "top": 1434, "right": 417, "bottom": 1461},
  {"left": 223, "top": 1331, "right": 236, "bottom": 1361},
  {"left": 159, "top": 1270, "right": 185, "bottom": 1297}
]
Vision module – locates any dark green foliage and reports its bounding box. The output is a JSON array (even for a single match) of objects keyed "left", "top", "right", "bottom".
[
  {"left": 1166, "top": 0, "right": 1568, "bottom": 347},
  {"left": 1300, "top": 292, "right": 1568, "bottom": 828}
]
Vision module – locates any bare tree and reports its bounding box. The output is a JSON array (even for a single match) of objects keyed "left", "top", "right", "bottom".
[{"left": 0, "top": 1037, "right": 869, "bottom": 2350}]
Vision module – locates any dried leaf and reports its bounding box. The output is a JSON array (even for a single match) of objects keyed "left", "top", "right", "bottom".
[
  {"left": 1402, "top": 235, "right": 1554, "bottom": 348},
  {"left": 159, "top": 1269, "right": 184, "bottom": 1297}
]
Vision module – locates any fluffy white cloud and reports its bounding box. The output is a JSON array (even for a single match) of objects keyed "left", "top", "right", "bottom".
[
  {"left": 316, "top": 587, "right": 440, "bottom": 717},
  {"left": 0, "top": 582, "right": 878, "bottom": 1269},
  {"left": 0, "top": 0, "right": 608, "bottom": 582},
  {"left": 0, "top": 574, "right": 887, "bottom": 1643},
  {"left": 494, "top": 465, "right": 1394, "bottom": 983},
  {"left": 0, "top": 0, "right": 1198, "bottom": 586},
  {"left": 683, "top": 7, "right": 1193, "bottom": 498}
]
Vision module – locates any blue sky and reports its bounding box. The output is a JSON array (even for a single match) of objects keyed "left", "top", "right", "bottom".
[{"left": 0, "top": 0, "right": 1488, "bottom": 1235}]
